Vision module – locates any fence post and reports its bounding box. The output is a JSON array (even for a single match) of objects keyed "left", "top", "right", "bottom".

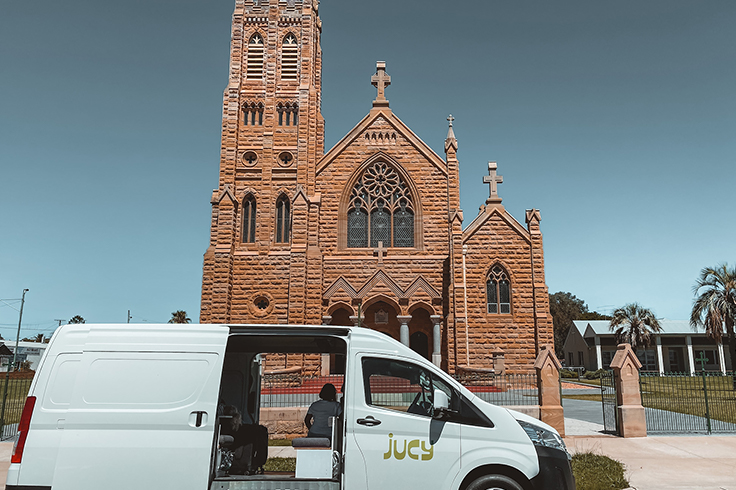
[
  {"left": 610, "top": 343, "right": 647, "bottom": 438},
  {"left": 534, "top": 345, "right": 565, "bottom": 436}
]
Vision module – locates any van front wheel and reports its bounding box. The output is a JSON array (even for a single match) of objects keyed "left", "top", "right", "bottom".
[{"left": 466, "top": 474, "right": 524, "bottom": 490}]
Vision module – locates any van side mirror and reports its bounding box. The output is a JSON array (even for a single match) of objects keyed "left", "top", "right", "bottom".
[
  {"left": 433, "top": 389, "right": 449, "bottom": 410},
  {"left": 432, "top": 389, "right": 452, "bottom": 420}
]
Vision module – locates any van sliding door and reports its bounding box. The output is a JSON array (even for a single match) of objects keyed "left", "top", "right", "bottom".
[{"left": 50, "top": 324, "right": 229, "bottom": 490}]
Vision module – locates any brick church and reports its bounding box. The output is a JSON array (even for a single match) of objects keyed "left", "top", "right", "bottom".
[{"left": 200, "top": 0, "right": 553, "bottom": 374}]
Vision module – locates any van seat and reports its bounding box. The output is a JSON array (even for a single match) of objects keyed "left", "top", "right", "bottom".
[{"left": 292, "top": 437, "right": 331, "bottom": 448}]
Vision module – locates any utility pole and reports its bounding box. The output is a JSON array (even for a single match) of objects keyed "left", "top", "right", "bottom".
[
  {"left": 1, "top": 288, "right": 28, "bottom": 432},
  {"left": 11, "top": 289, "right": 29, "bottom": 371},
  {"left": 127, "top": 310, "right": 132, "bottom": 323},
  {"left": 54, "top": 319, "right": 65, "bottom": 327}
]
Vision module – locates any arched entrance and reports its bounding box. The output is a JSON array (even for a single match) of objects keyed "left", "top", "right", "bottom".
[
  {"left": 408, "top": 307, "right": 433, "bottom": 361},
  {"left": 362, "top": 299, "right": 400, "bottom": 342},
  {"left": 410, "top": 332, "right": 429, "bottom": 360},
  {"left": 328, "top": 307, "right": 351, "bottom": 374}
]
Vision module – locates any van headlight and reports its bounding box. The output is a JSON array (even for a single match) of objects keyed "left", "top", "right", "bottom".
[{"left": 517, "top": 420, "right": 569, "bottom": 456}]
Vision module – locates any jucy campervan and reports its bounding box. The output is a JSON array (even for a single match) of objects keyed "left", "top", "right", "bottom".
[{"left": 6, "top": 324, "right": 574, "bottom": 490}]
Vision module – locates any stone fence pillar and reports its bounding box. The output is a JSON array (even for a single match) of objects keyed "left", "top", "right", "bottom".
[
  {"left": 610, "top": 343, "right": 647, "bottom": 438},
  {"left": 534, "top": 345, "right": 565, "bottom": 436},
  {"left": 493, "top": 349, "right": 505, "bottom": 375}
]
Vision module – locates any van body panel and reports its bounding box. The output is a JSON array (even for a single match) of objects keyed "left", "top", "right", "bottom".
[
  {"left": 14, "top": 324, "right": 228, "bottom": 490},
  {"left": 458, "top": 398, "right": 540, "bottom": 479}
]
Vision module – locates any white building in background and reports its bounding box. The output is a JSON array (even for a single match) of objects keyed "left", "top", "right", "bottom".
[
  {"left": 563, "top": 320, "right": 731, "bottom": 375},
  {"left": 0, "top": 341, "right": 48, "bottom": 372}
]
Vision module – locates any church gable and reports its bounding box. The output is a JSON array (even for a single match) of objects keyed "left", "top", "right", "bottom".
[{"left": 316, "top": 108, "right": 448, "bottom": 177}]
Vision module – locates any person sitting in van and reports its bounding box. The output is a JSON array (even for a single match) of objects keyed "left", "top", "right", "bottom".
[{"left": 304, "top": 383, "right": 341, "bottom": 441}]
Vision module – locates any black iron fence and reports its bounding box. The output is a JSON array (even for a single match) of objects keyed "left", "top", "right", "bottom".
[
  {"left": 600, "top": 370, "right": 618, "bottom": 434},
  {"left": 0, "top": 375, "right": 34, "bottom": 440},
  {"left": 259, "top": 372, "right": 540, "bottom": 409},
  {"left": 452, "top": 373, "right": 538, "bottom": 407},
  {"left": 260, "top": 374, "right": 345, "bottom": 408},
  {"left": 640, "top": 372, "right": 736, "bottom": 434}
]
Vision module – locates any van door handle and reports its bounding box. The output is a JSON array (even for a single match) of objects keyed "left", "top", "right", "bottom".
[
  {"left": 357, "top": 416, "right": 381, "bottom": 426},
  {"left": 190, "top": 411, "right": 208, "bottom": 427}
]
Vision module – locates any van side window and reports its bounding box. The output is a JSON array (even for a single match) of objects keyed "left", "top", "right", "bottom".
[{"left": 361, "top": 358, "right": 433, "bottom": 417}]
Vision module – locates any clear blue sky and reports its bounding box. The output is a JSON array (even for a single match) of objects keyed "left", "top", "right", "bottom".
[{"left": 1, "top": 0, "right": 734, "bottom": 339}]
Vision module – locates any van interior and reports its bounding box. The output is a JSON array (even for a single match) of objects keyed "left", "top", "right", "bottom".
[{"left": 212, "top": 329, "right": 348, "bottom": 488}]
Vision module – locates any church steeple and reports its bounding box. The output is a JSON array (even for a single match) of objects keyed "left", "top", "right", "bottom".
[{"left": 444, "top": 114, "right": 458, "bottom": 155}]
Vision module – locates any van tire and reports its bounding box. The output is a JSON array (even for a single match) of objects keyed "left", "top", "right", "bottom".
[{"left": 466, "top": 474, "right": 524, "bottom": 490}]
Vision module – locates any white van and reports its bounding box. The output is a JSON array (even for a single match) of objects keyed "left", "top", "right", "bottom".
[{"left": 6, "top": 324, "right": 574, "bottom": 490}]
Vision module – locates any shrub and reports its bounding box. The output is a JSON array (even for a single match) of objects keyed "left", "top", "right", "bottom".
[
  {"left": 584, "top": 369, "right": 607, "bottom": 380},
  {"left": 571, "top": 452, "right": 628, "bottom": 490},
  {"left": 560, "top": 369, "right": 578, "bottom": 379}
]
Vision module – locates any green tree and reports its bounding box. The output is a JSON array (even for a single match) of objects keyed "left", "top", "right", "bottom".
[
  {"left": 68, "top": 315, "right": 85, "bottom": 324},
  {"left": 690, "top": 264, "right": 736, "bottom": 385},
  {"left": 609, "top": 303, "right": 662, "bottom": 354},
  {"left": 580, "top": 311, "right": 612, "bottom": 321},
  {"left": 549, "top": 292, "right": 585, "bottom": 353},
  {"left": 21, "top": 333, "right": 45, "bottom": 342},
  {"left": 168, "top": 310, "right": 191, "bottom": 324}
]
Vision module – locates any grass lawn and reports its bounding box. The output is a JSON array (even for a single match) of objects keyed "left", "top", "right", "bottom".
[
  {"left": 0, "top": 379, "right": 33, "bottom": 426},
  {"left": 571, "top": 452, "right": 628, "bottom": 490},
  {"left": 640, "top": 375, "right": 736, "bottom": 424},
  {"left": 562, "top": 394, "right": 603, "bottom": 402},
  {"left": 264, "top": 457, "right": 296, "bottom": 472},
  {"left": 268, "top": 438, "right": 293, "bottom": 446},
  {"left": 564, "top": 379, "right": 603, "bottom": 387}
]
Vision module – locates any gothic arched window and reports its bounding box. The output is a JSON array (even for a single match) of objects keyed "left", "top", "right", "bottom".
[
  {"left": 486, "top": 265, "right": 511, "bottom": 314},
  {"left": 281, "top": 33, "right": 299, "bottom": 80},
  {"left": 246, "top": 33, "right": 265, "bottom": 80},
  {"left": 347, "top": 161, "right": 414, "bottom": 248},
  {"left": 242, "top": 195, "right": 256, "bottom": 243},
  {"left": 275, "top": 194, "right": 290, "bottom": 243}
]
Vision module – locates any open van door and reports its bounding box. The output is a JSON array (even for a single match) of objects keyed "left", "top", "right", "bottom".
[{"left": 43, "top": 324, "right": 229, "bottom": 490}]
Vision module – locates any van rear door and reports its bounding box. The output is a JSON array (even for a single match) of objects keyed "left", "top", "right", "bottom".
[{"left": 39, "top": 324, "right": 228, "bottom": 490}]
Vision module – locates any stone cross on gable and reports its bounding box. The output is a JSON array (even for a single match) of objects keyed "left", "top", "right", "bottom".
[
  {"left": 371, "top": 61, "right": 391, "bottom": 107},
  {"left": 483, "top": 162, "right": 503, "bottom": 204},
  {"left": 447, "top": 114, "right": 454, "bottom": 125}
]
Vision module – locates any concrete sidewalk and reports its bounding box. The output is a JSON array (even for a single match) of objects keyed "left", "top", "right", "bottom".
[{"left": 565, "top": 435, "right": 736, "bottom": 490}]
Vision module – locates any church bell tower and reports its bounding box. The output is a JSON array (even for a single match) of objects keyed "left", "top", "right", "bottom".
[{"left": 201, "top": 0, "right": 324, "bottom": 323}]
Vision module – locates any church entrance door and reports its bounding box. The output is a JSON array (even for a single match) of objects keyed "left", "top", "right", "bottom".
[
  {"left": 410, "top": 332, "right": 429, "bottom": 360},
  {"left": 409, "top": 308, "right": 433, "bottom": 361}
]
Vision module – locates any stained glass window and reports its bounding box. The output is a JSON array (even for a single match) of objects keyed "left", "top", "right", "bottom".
[
  {"left": 347, "top": 161, "right": 414, "bottom": 248},
  {"left": 487, "top": 265, "right": 511, "bottom": 314}
]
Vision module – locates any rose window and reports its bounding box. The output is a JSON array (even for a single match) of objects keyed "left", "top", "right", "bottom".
[{"left": 347, "top": 161, "right": 414, "bottom": 248}]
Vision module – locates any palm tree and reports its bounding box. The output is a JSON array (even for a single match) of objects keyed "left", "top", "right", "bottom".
[
  {"left": 68, "top": 315, "right": 85, "bottom": 324},
  {"left": 168, "top": 310, "right": 191, "bottom": 324},
  {"left": 691, "top": 264, "right": 736, "bottom": 385},
  {"left": 609, "top": 303, "right": 662, "bottom": 354}
]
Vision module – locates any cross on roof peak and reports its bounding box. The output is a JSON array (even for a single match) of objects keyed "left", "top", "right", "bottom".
[
  {"left": 371, "top": 61, "right": 391, "bottom": 108},
  {"left": 483, "top": 161, "right": 503, "bottom": 204}
]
